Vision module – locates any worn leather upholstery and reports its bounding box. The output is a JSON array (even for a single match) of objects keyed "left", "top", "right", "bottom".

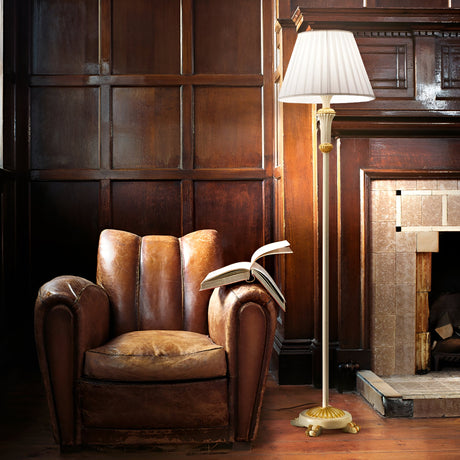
[
  {"left": 84, "top": 330, "right": 227, "bottom": 381},
  {"left": 35, "top": 229, "right": 278, "bottom": 449}
]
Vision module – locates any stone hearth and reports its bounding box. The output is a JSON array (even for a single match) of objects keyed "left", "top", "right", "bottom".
[{"left": 358, "top": 369, "right": 460, "bottom": 418}]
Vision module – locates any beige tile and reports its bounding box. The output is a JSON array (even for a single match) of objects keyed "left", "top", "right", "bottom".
[
  {"left": 438, "top": 179, "right": 458, "bottom": 190},
  {"left": 395, "top": 313, "right": 415, "bottom": 348},
  {"left": 372, "top": 179, "right": 395, "bottom": 191},
  {"left": 421, "top": 195, "right": 442, "bottom": 226},
  {"left": 372, "top": 283, "right": 396, "bottom": 316},
  {"left": 417, "top": 179, "right": 437, "bottom": 190},
  {"left": 394, "top": 341, "right": 415, "bottom": 375},
  {"left": 395, "top": 180, "right": 417, "bottom": 191},
  {"left": 447, "top": 195, "right": 460, "bottom": 225},
  {"left": 371, "top": 221, "right": 396, "bottom": 253},
  {"left": 373, "top": 253, "right": 395, "bottom": 284},
  {"left": 372, "top": 314, "right": 396, "bottom": 349},
  {"left": 395, "top": 252, "right": 416, "bottom": 284},
  {"left": 416, "top": 231, "right": 439, "bottom": 253},
  {"left": 371, "top": 190, "right": 396, "bottom": 222},
  {"left": 395, "top": 284, "right": 416, "bottom": 315},
  {"left": 401, "top": 195, "right": 421, "bottom": 226},
  {"left": 372, "top": 346, "right": 396, "bottom": 376},
  {"left": 396, "top": 231, "right": 416, "bottom": 253}
]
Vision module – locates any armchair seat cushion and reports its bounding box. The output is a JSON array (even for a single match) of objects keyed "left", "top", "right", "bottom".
[{"left": 84, "top": 330, "right": 227, "bottom": 382}]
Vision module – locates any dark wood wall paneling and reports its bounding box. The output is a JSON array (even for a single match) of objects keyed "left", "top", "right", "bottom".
[
  {"left": 1, "top": 0, "right": 24, "bottom": 368},
  {"left": 293, "top": 0, "right": 458, "bottom": 8},
  {"left": 273, "top": 17, "right": 318, "bottom": 384},
  {"left": 275, "top": 3, "right": 460, "bottom": 384},
  {"left": 28, "top": 0, "right": 274, "bottom": 298}
]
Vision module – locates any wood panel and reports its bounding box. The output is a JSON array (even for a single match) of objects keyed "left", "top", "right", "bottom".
[
  {"left": 32, "top": 0, "right": 99, "bottom": 75},
  {"left": 194, "top": 87, "right": 263, "bottom": 169},
  {"left": 0, "top": 173, "right": 18, "bottom": 368},
  {"left": 368, "top": 0, "right": 447, "bottom": 6},
  {"left": 338, "top": 139, "right": 370, "bottom": 350},
  {"left": 194, "top": 180, "right": 266, "bottom": 265},
  {"left": 112, "top": 87, "right": 181, "bottom": 169},
  {"left": 30, "top": 181, "right": 100, "bottom": 287},
  {"left": 358, "top": 37, "right": 414, "bottom": 98},
  {"left": 438, "top": 38, "right": 460, "bottom": 98},
  {"left": 30, "top": 87, "right": 99, "bottom": 169},
  {"left": 193, "top": 0, "right": 261, "bottom": 74},
  {"left": 273, "top": 19, "right": 317, "bottom": 384},
  {"left": 296, "top": 0, "right": 450, "bottom": 10},
  {"left": 111, "top": 181, "right": 182, "bottom": 236},
  {"left": 112, "top": 0, "right": 181, "bottom": 75}
]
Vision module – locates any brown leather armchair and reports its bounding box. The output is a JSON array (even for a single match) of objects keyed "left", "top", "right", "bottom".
[{"left": 34, "top": 229, "right": 278, "bottom": 449}]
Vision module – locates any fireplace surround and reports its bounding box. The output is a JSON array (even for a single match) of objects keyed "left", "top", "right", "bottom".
[{"left": 369, "top": 178, "right": 460, "bottom": 376}]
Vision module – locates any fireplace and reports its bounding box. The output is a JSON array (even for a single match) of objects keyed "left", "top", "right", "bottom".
[{"left": 369, "top": 178, "right": 460, "bottom": 376}]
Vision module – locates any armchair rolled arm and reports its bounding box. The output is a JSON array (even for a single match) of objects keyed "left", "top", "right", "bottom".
[
  {"left": 208, "top": 282, "right": 278, "bottom": 442},
  {"left": 34, "top": 275, "right": 110, "bottom": 447}
]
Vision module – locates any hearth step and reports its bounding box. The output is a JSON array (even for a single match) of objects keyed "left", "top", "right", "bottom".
[{"left": 357, "top": 369, "right": 460, "bottom": 418}]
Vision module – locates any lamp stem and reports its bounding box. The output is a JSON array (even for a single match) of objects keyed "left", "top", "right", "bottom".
[
  {"left": 322, "top": 147, "right": 330, "bottom": 408},
  {"left": 317, "top": 95, "right": 335, "bottom": 408},
  {"left": 290, "top": 97, "right": 360, "bottom": 436}
]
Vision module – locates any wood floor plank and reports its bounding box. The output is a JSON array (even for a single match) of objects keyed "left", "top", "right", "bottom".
[{"left": 1, "top": 372, "right": 459, "bottom": 459}]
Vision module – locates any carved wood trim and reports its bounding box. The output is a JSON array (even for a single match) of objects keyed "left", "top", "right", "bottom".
[{"left": 280, "top": 7, "right": 460, "bottom": 131}]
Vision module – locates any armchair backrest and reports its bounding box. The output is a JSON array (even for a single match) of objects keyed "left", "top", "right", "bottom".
[{"left": 96, "top": 229, "right": 223, "bottom": 337}]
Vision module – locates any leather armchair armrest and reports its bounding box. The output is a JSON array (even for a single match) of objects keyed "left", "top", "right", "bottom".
[
  {"left": 34, "top": 275, "right": 110, "bottom": 447},
  {"left": 208, "top": 282, "right": 278, "bottom": 442}
]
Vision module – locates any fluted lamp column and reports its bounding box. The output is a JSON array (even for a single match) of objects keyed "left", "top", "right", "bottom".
[{"left": 278, "top": 29, "right": 374, "bottom": 437}]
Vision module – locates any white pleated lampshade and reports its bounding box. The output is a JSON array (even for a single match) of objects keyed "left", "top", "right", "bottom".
[{"left": 278, "top": 29, "right": 375, "bottom": 104}]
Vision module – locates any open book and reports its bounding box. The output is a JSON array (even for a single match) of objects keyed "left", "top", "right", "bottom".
[{"left": 200, "top": 240, "right": 292, "bottom": 311}]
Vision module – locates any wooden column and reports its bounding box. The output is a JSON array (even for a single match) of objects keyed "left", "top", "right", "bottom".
[{"left": 415, "top": 252, "right": 431, "bottom": 373}]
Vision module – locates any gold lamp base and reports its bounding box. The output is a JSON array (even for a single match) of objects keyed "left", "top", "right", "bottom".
[{"left": 291, "top": 406, "right": 360, "bottom": 437}]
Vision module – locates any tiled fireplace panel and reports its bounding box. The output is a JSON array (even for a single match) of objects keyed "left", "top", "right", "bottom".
[{"left": 370, "top": 179, "right": 460, "bottom": 376}]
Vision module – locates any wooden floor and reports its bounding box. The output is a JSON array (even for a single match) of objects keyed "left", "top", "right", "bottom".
[{"left": 1, "top": 370, "right": 459, "bottom": 459}]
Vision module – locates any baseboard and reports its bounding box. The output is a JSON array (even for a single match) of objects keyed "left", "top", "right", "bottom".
[
  {"left": 312, "top": 342, "right": 371, "bottom": 390},
  {"left": 272, "top": 333, "right": 313, "bottom": 385},
  {"left": 272, "top": 333, "right": 371, "bottom": 387}
]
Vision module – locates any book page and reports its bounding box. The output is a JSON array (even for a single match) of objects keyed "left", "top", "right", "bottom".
[
  {"left": 250, "top": 240, "right": 293, "bottom": 266},
  {"left": 251, "top": 262, "right": 286, "bottom": 311},
  {"left": 200, "top": 261, "right": 251, "bottom": 290}
]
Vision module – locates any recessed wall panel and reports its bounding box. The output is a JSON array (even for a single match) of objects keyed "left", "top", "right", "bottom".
[
  {"left": 112, "top": 0, "right": 181, "bottom": 74},
  {"left": 194, "top": 181, "right": 264, "bottom": 264},
  {"left": 31, "top": 181, "right": 100, "bottom": 285},
  {"left": 32, "top": 0, "right": 99, "bottom": 75},
  {"left": 357, "top": 37, "right": 414, "bottom": 99},
  {"left": 194, "top": 87, "right": 262, "bottom": 169},
  {"left": 31, "top": 87, "right": 99, "bottom": 169},
  {"left": 112, "top": 181, "right": 182, "bottom": 236},
  {"left": 112, "top": 87, "right": 181, "bottom": 169},
  {"left": 194, "top": 0, "right": 261, "bottom": 74}
]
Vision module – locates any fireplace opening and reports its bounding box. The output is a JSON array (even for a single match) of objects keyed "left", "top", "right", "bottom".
[{"left": 429, "top": 232, "right": 460, "bottom": 371}]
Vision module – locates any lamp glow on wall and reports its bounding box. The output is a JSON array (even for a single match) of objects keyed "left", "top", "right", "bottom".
[{"left": 279, "top": 29, "right": 374, "bottom": 437}]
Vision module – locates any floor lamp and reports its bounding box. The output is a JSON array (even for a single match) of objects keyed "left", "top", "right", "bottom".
[{"left": 278, "top": 29, "right": 375, "bottom": 437}]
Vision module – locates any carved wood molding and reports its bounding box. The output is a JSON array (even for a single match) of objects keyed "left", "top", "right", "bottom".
[
  {"left": 281, "top": 8, "right": 460, "bottom": 133},
  {"left": 293, "top": 8, "right": 460, "bottom": 32}
]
